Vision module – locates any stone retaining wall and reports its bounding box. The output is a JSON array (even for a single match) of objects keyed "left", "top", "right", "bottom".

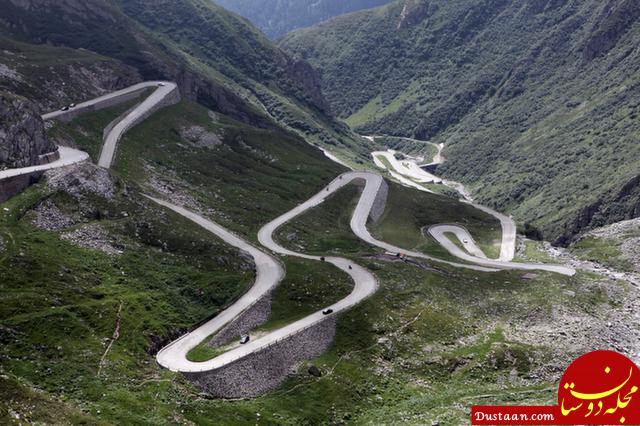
[
  {"left": 185, "top": 316, "right": 337, "bottom": 398},
  {"left": 369, "top": 177, "right": 389, "bottom": 223},
  {"left": 123, "top": 86, "right": 181, "bottom": 133},
  {"left": 102, "top": 102, "right": 144, "bottom": 142},
  {"left": 97, "top": 86, "right": 181, "bottom": 164},
  {"left": 53, "top": 87, "right": 150, "bottom": 123},
  {"left": 208, "top": 292, "right": 273, "bottom": 348},
  {"left": 0, "top": 171, "right": 43, "bottom": 203},
  {"left": 37, "top": 150, "right": 61, "bottom": 165}
]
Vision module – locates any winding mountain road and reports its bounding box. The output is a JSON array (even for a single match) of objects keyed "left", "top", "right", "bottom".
[
  {"left": 0, "top": 83, "right": 575, "bottom": 377},
  {"left": 368, "top": 134, "right": 519, "bottom": 264},
  {"left": 96, "top": 82, "right": 178, "bottom": 168}
]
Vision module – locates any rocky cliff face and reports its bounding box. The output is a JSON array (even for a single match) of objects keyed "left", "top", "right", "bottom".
[
  {"left": 0, "top": 92, "right": 56, "bottom": 169},
  {"left": 582, "top": 0, "right": 640, "bottom": 61},
  {"left": 397, "top": 0, "right": 433, "bottom": 30},
  {"left": 282, "top": 57, "right": 329, "bottom": 113}
]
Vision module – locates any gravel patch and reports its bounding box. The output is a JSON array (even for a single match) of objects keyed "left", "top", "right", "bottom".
[
  {"left": 583, "top": 218, "right": 640, "bottom": 271},
  {"left": 145, "top": 174, "right": 202, "bottom": 213},
  {"left": 32, "top": 199, "right": 75, "bottom": 231},
  {"left": 586, "top": 217, "right": 640, "bottom": 239},
  {"left": 60, "top": 224, "right": 123, "bottom": 255},
  {"left": 0, "top": 63, "right": 23, "bottom": 82},
  {"left": 45, "top": 163, "right": 116, "bottom": 200},
  {"left": 504, "top": 278, "right": 640, "bottom": 377},
  {"left": 186, "top": 317, "right": 337, "bottom": 398},
  {"left": 621, "top": 237, "right": 640, "bottom": 272},
  {"left": 180, "top": 125, "right": 222, "bottom": 149},
  {"left": 236, "top": 136, "right": 277, "bottom": 163}
]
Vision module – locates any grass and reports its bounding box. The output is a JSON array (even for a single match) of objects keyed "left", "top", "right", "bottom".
[
  {"left": 0, "top": 178, "right": 255, "bottom": 424},
  {"left": 345, "top": 95, "right": 383, "bottom": 128},
  {"left": 372, "top": 181, "right": 502, "bottom": 260},
  {"left": 514, "top": 239, "right": 562, "bottom": 264},
  {"left": 114, "top": 99, "right": 346, "bottom": 238},
  {"left": 259, "top": 258, "right": 353, "bottom": 330},
  {"left": 187, "top": 343, "right": 226, "bottom": 363},
  {"left": 275, "top": 182, "right": 373, "bottom": 256}
]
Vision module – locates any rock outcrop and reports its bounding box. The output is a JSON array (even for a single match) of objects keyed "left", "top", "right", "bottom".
[
  {"left": 583, "top": 0, "right": 640, "bottom": 62},
  {"left": 282, "top": 57, "right": 330, "bottom": 113},
  {"left": 0, "top": 92, "right": 56, "bottom": 169},
  {"left": 397, "top": 0, "right": 433, "bottom": 30}
]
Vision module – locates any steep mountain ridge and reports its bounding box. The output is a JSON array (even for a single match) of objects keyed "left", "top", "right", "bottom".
[
  {"left": 214, "top": 0, "right": 395, "bottom": 39},
  {"left": 281, "top": 0, "right": 640, "bottom": 242},
  {"left": 1, "top": 0, "right": 370, "bottom": 159}
]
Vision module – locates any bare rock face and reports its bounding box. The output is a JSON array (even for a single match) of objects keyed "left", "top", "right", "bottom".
[
  {"left": 46, "top": 163, "right": 116, "bottom": 200},
  {"left": 0, "top": 92, "right": 56, "bottom": 169},
  {"left": 282, "top": 57, "right": 330, "bottom": 113},
  {"left": 583, "top": 0, "right": 640, "bottom": 62},
  {"left": 179, "top": 125, "right": 222, "bottom": 149},
  {"left": 397, "top": 0, "right": 433, "bottom": 30}
]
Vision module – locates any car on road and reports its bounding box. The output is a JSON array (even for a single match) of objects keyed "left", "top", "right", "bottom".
[
  {"left": 69, "top": 103, "right": 76, "bottom": 108},
  {"left": 322, "top": 309, "right": 333, "bottom": 315},
  {"left": 239, "top": 335, "right": 250, "bottom": 344},
  {"left": 463, "top": 239, "right": 469, "bottom": 244},
  {"left": 348, "top": 265, "right": 353, "bottom": 270},
  {"left": 60, "top": 106, "right": 69, "bottom": 111},
  {"left": 158, "top": 82, "right": 166, "bottom": 86}
]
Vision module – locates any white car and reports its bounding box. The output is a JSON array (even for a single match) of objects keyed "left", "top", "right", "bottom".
[
  {"left": 463, "top": 239, "right": 469, "bottom": 244},
  {"left": 158, "top": 82, "right": 166, "bottom": 87},
  {"left": 239, "top": 335, "right": 250, "bottom": 344}
]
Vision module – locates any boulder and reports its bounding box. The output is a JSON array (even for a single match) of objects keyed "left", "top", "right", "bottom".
[
  {"left": 0, "top": 92, "right": 56, "bottom": 169},
  {"left": 308, "top": 365, "right": 322, "bottom": 377}
]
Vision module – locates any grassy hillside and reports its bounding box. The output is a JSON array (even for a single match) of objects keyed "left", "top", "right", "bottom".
[
  {"left": 110, "top": 99, "right": 346, "bottom": 236},
  {"left": 2, "top": 81, "right": 637, "bottom": 424},
  {"left": 0, "top": 37, "right": 141, "bottom": 112},
  {"left": 0, "top": 0, "right": 373, "bottom": 163},
  {"left": 281, "top": 0, "right": 640, "bottom": 243}
]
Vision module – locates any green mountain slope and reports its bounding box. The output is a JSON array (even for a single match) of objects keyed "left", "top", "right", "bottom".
[
  {"left": 214, "top": 0, "right": 395, "bottom": 39},
  {"left": 281, "top": 0, "right": 640, "bottom": 243},
  {"left": 0, "top": 0, "right": 372, "bottom": 162}
]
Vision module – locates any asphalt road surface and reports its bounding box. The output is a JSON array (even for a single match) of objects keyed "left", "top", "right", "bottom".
[
  {"left": 0, "top": 146, "right": 89, "bottom": 180},
  {"left": 97, "top": 82, "right": 177, "bottom": 168}
]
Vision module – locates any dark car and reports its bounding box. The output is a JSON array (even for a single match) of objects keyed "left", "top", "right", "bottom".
[
  {"left": 348, "top": 265, "right": 353, "bottom": 270},
  {"left": 239, "top": 335, "right": 250, "bottom": 344},
  {"left": 322, "top": 308, "right": 334, "bottom": 315}
]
